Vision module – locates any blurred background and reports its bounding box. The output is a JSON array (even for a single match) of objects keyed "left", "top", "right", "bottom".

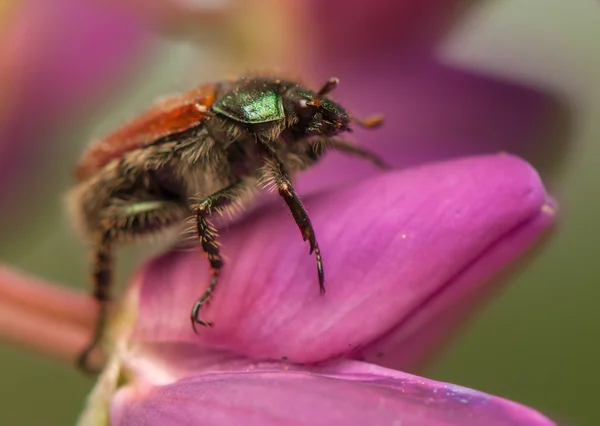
[{"left": 0, "top": 0, "right": 597, "bottom": 424}]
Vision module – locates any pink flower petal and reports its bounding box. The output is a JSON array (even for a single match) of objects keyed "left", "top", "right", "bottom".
[
  {"left": 0, "top": 0, "right": 149, "bottom": 212},
  {"left": 357, "top": 198, "right": 555, "bottom": 371},
  {"left": 132, "top": 154, "right": 553, "bottom": 370},
  {"left": 111, "top": 360, "right": 554, "bottom": 426}
]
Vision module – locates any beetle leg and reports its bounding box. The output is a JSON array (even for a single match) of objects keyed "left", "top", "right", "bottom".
[
  {"left": 317, "top": 138, "right": 391, "bottom": 170},
  {"left": 76, "top": 233, "right": 113, "bottom": 374},
  {"left": 261, "top": 158, "right": 325, "bottom": 294},
  {"left": 76, "top": 199, "right": 187, "bottom": 374},
  {"left": 190, "top": 181, "right": 246, "bottom": 331}
]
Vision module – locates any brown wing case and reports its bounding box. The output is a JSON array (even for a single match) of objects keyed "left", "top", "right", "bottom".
[{"left": 75, "top": 84, "right": 218, "bottom": 181}]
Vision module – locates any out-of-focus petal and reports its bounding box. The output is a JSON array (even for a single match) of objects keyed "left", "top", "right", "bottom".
[
  {"left": 291, "top": 0, "right": 569, "bottom": 192},
  {"left": 302, "top": 0, "right": 470, "bottom": 59},
  {"left": 298, "top": 60, "right": 566, "bottom": 194},
  {"left": 99, "top": 0, "right": 231, "bottom": 36},
  {"left": 131, "top": 154, "right": 553, "bottom": 370},
  {"left": 111, "top": 360, "right": 555, "bottom": 426},
  {"left": 0, "top": 0, "right": 149, "bottom": 212}
]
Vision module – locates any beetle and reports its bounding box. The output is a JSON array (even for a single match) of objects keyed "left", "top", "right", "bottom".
[{"left": 68, "top": 76, "right": 388, "bottom": 372}]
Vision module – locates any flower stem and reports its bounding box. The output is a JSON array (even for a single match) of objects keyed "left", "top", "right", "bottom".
[{"left": 0, "top": 264, "right": 94, "bottom": 364}]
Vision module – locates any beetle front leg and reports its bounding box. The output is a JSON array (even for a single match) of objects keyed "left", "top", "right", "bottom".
[
  {"left": 190, "top": 181, "right": 246, "bottom": 331},
  {"left": 261, "top": 159, "right": 325, "bottom": 294}
]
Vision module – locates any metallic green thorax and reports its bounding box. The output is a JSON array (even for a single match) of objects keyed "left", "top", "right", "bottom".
[{"left": 213, "top": 88, "right": 284, "bottom": 124}]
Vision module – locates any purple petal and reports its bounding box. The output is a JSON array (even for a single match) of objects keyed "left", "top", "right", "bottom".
[
  {"left": 357, "top": 197, "right": 555, "bottom": 370},
  {"left": 111, "top": 360, "right": 554, "bottom": 426},
  {"left": 0, "top": 0, "right": 149, "bottom": 213},
  {"left": 132, "top": 154, "right": 553, "bottom": 370},
  {"left": 293, "top": 0, "right": 568, "bottom": 193},
  {"left": 298, "top": 60, "right": 566, "bottom": 194},
  {"left": 301, "top": 0, "right": 466, "bottom": 60}
]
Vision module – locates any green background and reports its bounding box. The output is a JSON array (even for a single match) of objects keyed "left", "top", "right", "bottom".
[{"left": 1, "top": 1, "right": 598, "bottom": 425}]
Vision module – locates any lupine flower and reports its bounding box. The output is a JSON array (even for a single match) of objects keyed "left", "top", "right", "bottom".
[
  {"left": 69, "top": 154, "right": 555, "bottom": 426},
  {"left": 0, "top": 155, "right": 557, "bottom": 425},
  {"left": 0, "top": 0, "right": 566, "bottom": 425}
]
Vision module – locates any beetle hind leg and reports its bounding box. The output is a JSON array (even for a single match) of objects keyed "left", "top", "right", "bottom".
[
  {"left": 76, "top": 233, "right": 113, "bottom": 374},
  {"left": 77, "top": 199, "right": 187, "bottom": 374}
]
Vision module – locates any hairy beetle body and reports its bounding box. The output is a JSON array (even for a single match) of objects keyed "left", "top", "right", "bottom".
[{"left": 69, "top": 76, "right": 387, "bottom": 372}]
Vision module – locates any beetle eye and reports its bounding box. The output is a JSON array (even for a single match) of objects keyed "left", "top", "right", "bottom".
[{"left": 296, "top": 99, "right": 315, "bottom": 118}]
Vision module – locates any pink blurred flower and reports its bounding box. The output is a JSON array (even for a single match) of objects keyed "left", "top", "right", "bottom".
[
  {"left": 294, "top": 0, "right": 569, "bottom": 193},
  {"left": 0, "top": 0, "right": 150, "bottom": 212}
]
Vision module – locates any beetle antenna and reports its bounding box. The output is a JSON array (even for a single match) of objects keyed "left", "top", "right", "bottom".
[
  {"left": 355, "top": 113, "right": 384, "bottom": 129},
  {"left": 317, "top": 77, "right": 339, "bottom": 96}
]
